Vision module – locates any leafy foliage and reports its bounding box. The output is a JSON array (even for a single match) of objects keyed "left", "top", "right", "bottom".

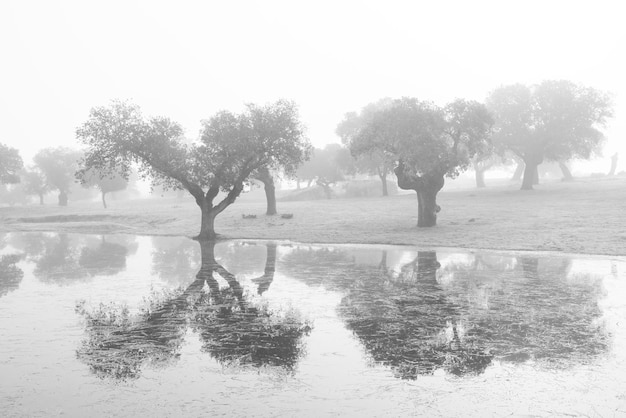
[
  {"left": 21, "top": 167, "right": 51, "bottom": 201},
  {"left": 349, "top": 97, "right": 493, "bottom": 179},
  {"left": 0, "top": 143, "right": 23, "bottom": 184},
  {"left": 487, "top": 80, "right": 613, "bottom": 163},
  {"left": 33, "top": 147, "right": 82, "bottom": 195},
  {"left": 77, "top": 100, "right": 311, "bottom": 238}
]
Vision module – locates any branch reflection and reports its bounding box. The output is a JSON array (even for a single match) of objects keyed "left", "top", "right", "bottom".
[{"left": 76, "top": 240, "right": 310, "bottom": 380}]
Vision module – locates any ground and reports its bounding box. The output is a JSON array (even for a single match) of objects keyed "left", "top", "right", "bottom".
[{"left": 1, "top": 176, "right": 624, "bottom": 256}]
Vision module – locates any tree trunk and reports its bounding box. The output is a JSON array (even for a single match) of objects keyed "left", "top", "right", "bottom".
[
  {"left": 264, "top": 182, "right": 277, "bottom": 215},
  {"left": 511, "top": 161, "right": 524, "bottom": 182},
  {"left": 395, "top": 162, "right": 445, "bottom": 227},
  {"left": 196, "top": 201, "right": 218, "bottom": 240},
  {"left": 193, "top": 183, "right": 244, "bottom": 241},
  {"left": 521, "top": 162, "right": 537, "bottom": 190},
  {"left": 519, "top": 257, "right": 539, "bottom": 279},
  {"left": 416, "top": 187, "right": 440, "bottom": 227},
  {"left": 475, "top": 167, "right": 486, "bottom": 188},
  {"left": 521, "top": 155, "right": 542, "bottom": 190},
  {"left": 58, "top": 191, "right": 68, "bottom": 206},
  {"left": 322, "top": 184, "right": 332, "bottom": 199},
  {"left": 380, "top": 172, "right": 388, "bottom": 196},
  {"left": 558, "top": 161, "right": 573, "bottom": 181},
  {"left": 253, "top": 243, "right": 277, "bottom": 295},
  {"left": 296, "top": 178, "right": 301, "bottom": 190},
  {"left": 256, "top": 168, "right": 277, "bottom": 215},
  {"left": 609, "top": 153, "right": 618, "bottom": 176},
  {"left": 38, "top": 194, "right": 44, "bottom": 205},
  {"left": 102, "top": 192, "right": 107, "bottom": 208}
]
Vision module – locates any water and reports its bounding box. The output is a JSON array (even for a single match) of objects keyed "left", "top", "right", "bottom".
[{"left": 1, "top": 232, "right": 625, "bottom": 417}]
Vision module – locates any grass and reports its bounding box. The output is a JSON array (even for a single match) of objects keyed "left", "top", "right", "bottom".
[{"left": 1, "top": 175, "right": 625, "bottom": 256}]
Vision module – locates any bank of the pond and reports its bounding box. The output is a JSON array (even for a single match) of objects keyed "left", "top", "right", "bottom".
[{"left": 1, "top": 175, "right": 625, "bottom": 256}]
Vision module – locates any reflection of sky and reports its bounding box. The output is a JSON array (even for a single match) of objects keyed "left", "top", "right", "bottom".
[{"left": 1, "top": 233, "right": 626, "bottom": 417}]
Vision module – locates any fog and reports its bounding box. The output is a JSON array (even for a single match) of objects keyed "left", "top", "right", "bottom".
[{"left": 1, "top": 0, "right": 625, "bottom": 170}]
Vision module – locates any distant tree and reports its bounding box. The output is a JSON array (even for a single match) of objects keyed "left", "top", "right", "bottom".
[
  {"left": 0, "top": 143, "right": 23, "bottom": 184},
  {"left": 337, "top": 99, "right": 396, "bottom": 196},
  {"left": 76, "top": 100, "right": 310, "bottom": 240},
  {"left": 296, "top": 144, "right": 347, "bottom": 199},
  {"left": 21, "top": 168, "right": 50, "bottom": 204},
  {"left": 486, "top": 80, "right": 613, "bottom": 190},
  {"left": 295, "top": 156, "right": 318, "bottom": 188},
  {"left": 350, "top": 98, "right": 493, "bottom": 227},
  {"left": 608, "top": 152, "right": 618, "bottom": 176},
  {"left": 77, "top": 167, "right": 128, "bottom": 208},
  {"left": 33, "top": 147, "right": 82, "bottom": 206}
]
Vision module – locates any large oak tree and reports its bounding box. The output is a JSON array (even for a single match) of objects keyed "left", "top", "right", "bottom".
[
  {"left": 77, "top": 100, "right": 310, "bottom": 240},
  {"left": 349, "top": 97, "right": 493, "bottom": 227},
  {"left": 486, "top": 80, "right": 613, "bottom": 190}
]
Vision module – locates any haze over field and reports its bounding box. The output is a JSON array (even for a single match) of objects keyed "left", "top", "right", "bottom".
[{"left": 1, "top": 0, "right": 625, "bottom": 174}]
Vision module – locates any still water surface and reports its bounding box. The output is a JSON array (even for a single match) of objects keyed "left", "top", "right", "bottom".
[{"left": 1, "top": 232, "right": 625, "bottom": 417}]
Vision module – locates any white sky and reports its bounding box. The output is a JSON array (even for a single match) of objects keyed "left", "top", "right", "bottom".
[{"left": 1, "top": 0, "right": 625, "bottom": 170}]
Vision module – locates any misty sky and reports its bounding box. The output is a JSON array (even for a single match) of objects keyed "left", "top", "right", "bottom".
[{"left": 1, "top": 0, "right": 624, "bottom": 169}]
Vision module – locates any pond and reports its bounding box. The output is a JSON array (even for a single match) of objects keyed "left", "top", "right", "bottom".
[{"left": 1, "top": 232, "right": 625, "bottom": 417}]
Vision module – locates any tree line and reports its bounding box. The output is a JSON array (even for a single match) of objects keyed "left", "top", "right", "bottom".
[{"left": 0, "top": 79, "right": 613, "bottom": 237}]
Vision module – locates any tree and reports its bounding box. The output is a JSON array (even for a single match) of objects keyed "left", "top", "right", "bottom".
[
  {"left": 296, "top": 144, "right": 347, "bottom": 199},
  {"left": 350, "top": 97, "right": 493, "bottom": 227},
  {"left": 337, "top": 99, "right": 396, "bottom": 196},
  {"left": 0, "top": 143, "right": 23, "bottom": 184},
  {"left": 608, "top": 152, "right": 618, "bottom": 176},
  {"left": 77, "top": 167, "right": 128, "bottom": 208},
  {"left": 33, "top": 147, "right": 82, "bottom": 206},
  {"left": 77, "top": 100, "right": 311, "bottom": 240},
  {"left": 486, "top": 80, "right": 613, "bottom": 190},
  {"left": 21, "top": 168, "right": 50, "bottom": 204}
]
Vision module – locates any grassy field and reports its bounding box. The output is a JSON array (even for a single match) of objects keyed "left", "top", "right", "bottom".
[{"left": 1, "top": 175, "right": 625, "bottom": 256}]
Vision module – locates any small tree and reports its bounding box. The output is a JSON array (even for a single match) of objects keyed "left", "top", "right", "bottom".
[
  {"left": 77, "top": 100, "right": 310, "bottom": 240},
  {"left": 33, "top": 147, "right": 82, "bottom": 206},
  {"left": 0, "top": 143, "right": 23, "bottom": 184},
  {"left": 77, "top": 167, "right": 128, "bottom": 208},
  {"left": 21, "top": 168, "right": 50, "bottom": 204},
  {"left": 296, "top": 144, "right": 347, "bottom": 199},
  {"left": 350, "top": 98, "right": 493, "bottom": 227},
  {"left": 487, "top": 80, "right": 613, "bottom": 190},
  {"left": 337, "top": 99, "right": 396, "bottom": 196}
]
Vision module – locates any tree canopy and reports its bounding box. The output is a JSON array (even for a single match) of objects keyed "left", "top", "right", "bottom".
[
  {"left": 33, "top": 147, "right": 82, "bottom": 206},
  {"left": 77, "top": 167, "right": 128, "bottom": 208},
  {"left": 77, "top": 99, "right": 311, "bottom": 239},
  {"left": 0, "top": 143, "right": 23, "bottom": 184},
  {"left": 337, "top": 98, "right": 396, "bottom": 195},
  {"left": 486, "top": 80, "right": 613, "bottom": 189},
  {"left": 348, "top": 97, "right": 493, "bottom": 226},
  {"left": 296, "top": 144, "right": 348, "bottom": 198},
  {"left": 21, "top": 167, "right": 51, "bottom": 204}
]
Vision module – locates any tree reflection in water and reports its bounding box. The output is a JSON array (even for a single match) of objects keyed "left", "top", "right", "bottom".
[
  {"left": 340, "top": 251, "right": 493, "bottom": 378},
  {"left": 282, "top": 246, "right": 608, "bottom": 379},
  {"left": 76, "top": 240, "right": 310, "bottom": 380},
  {"left": 0, "top": 253, "right": 24, "bottom": 298},
  {"left": 5, "top": 233, "right": 135, "bottom": 284},
  {"left": 79, "top": 236, "right": 134, "bottom": 276}
]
